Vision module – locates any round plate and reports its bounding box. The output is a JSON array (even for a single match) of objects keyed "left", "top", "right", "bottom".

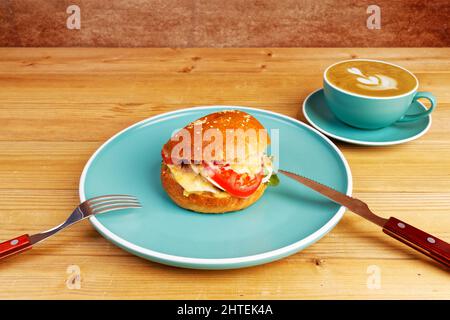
[
  {"left": 303, "top": 89, "right": 432, "bottom": 146},
  {"left": 79, "top": 106, "right": 352, "bottom": 269}
]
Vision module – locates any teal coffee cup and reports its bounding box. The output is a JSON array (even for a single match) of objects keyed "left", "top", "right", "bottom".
[{"left": 323, "top": 59, "right": 436, "bottom": 130}]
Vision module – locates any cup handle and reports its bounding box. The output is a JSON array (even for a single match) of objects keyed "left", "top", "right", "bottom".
[{"left": 397, "top": 91, "right": 436, "bottom": 123}]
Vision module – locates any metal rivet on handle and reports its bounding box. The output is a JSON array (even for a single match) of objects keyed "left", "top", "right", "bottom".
[
  {"left": 10, "top": 239, "right": 19, "bottom": 245},
  {"left": 397, "top": 222, "right": 406, "bottom": 229},
  {"left": 427, "top": 237, "right": 436, "bottom": 244}
]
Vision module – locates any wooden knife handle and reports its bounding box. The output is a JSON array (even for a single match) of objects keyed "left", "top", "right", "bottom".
[
  {"left": 383, "top": 217, "right": 450, "bottom": 268},
  {"left": 0, "top": 234, "right": 32, "bottom": 260}
]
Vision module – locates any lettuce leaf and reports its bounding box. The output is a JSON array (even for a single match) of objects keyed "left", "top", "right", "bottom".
[{"left": 267, "top": 174, "right": 279, "bottom": 187}]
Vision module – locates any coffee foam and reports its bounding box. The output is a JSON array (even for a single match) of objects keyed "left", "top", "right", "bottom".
[
  {"left": 347, "top": 67, "right": 398, "bottom": 92},
  {"left": 326, "top": 60, "right": 417, "bottom": 97}
]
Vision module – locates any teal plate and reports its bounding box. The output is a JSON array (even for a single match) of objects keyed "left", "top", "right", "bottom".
[
  {"left": 303, "top": 89, "right": 432, "bottom": 146},
  {"left": 79, "top": 106, "right": 352, "bottom": 269}
]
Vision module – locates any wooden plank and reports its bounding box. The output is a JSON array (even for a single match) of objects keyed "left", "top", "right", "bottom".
[
  {"left": 3, "top": 99, "right": 447, "bottom": 136},
  {"left": 0, "top": 48, "right": 449, "bottom": 74},
  {"left": 0, "top": 73, "right": 447, "bottom": 106},
  {"left": 0, "top": 254, "right": 448, "bottom": 299}
]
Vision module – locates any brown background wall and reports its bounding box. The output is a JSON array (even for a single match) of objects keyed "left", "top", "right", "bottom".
[{"left": 0, "top": 0, "right": 448, "bottom": 47}]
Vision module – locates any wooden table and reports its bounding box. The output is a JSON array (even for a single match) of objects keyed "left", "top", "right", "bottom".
[{"left": 0, "top": 48, "right": 449, "bottom": 299}]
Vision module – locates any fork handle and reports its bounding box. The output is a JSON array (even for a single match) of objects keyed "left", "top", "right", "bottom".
[
  {"left": 0, "top": 234, "right": 32, "bottom": 260},
  {"left": 383, "top": 217, "right": 450, "bottom": 268}
]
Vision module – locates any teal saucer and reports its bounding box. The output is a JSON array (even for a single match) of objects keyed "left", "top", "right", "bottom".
[
  {"left": 79, "top": 106, "right": 351, "bottom": 269},
  {"left": 303, "top": 89, "right": 432, "bottom": 146}
]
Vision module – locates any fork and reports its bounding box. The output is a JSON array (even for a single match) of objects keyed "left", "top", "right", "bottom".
[{"left": 0, "top": 194, "right": 141, "bottom": 260}]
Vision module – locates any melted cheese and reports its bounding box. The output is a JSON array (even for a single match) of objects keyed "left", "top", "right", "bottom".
[
  {"left": 167, "top": 164, "right": 219, "bottom": 194},
  {"left": 229, "top": 161, "right": 261, "bottom": 176},
  {"left": 183, "top": 190, "right": 229, "bottom": 198},
  {"left": 228, "top": 154, "right": 272, "bottom": 177},
  {"left": 167, "top": 154, "right": 274, "bottom": 197},
  {"left": 190, "top": 164, "right": 226, "bottom": 191}
]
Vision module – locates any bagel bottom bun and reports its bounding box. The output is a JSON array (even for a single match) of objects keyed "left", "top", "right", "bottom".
[{"left": 160, "top": 164, "right": 267, "bottom": 213}]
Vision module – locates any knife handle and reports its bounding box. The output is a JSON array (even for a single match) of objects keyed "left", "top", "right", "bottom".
[
  {"left": 0, "top": 234, "right": 32, "bottom": 260},
  {"left": 383, "top": 217, "right": 450, "bottom": 268}
]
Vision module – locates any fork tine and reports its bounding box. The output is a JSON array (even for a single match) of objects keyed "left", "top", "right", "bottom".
[
  {"left": 88, "top": 194, "right": 136, "bottom": 201},
  {"left": 5, "top": 195, "right": 142, "bottom": 250},
  {"left": 93, "top": 204, "right": 142, "bottom": 215},
  {"left": 88, "top": 194, "right": 137, "bottom": 201},
  {"left": 90, "top": 199, "right": 141, "bottom": 212},
  {"left": 87, "top": 194, "right": 138, "bottom": 205},
  {"left": 89, "top": 198, "right": 141, "bottom": 208}
]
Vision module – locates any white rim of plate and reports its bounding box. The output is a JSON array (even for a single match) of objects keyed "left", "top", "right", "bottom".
[
  {"left": 79, "top": 106, "right": 353, "bottom": 266},
  {"left": 303, "top": 89, "right": 432, "bottom": 147}
]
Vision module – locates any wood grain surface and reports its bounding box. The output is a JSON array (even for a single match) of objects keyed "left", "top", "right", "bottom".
[{"left": 0, "top": 48, "right": 449, "bottom": 299}]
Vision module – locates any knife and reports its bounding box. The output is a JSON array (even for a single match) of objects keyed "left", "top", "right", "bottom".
[{"left": 279, "top": 169, "right": 450, "bottom": 268}]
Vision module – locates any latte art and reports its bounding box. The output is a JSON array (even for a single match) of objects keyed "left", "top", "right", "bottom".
[
  {"left": 326, "top": 60, "right": 417, "bottom": 97},
  {"left": 347, "top": 67, "right": 398, "bottom": 92}
]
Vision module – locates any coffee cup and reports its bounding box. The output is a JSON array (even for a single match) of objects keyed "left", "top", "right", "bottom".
[{"left": 323, "top": 59, "right": 436, "bottom": 130}]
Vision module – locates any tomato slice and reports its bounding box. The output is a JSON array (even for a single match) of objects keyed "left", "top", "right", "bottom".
[
  {"left": 203, "top": 162, "right": 263, "bottom": 198},
  {"left": 161, "top": 150, "right": 173, "bottom": 165}
]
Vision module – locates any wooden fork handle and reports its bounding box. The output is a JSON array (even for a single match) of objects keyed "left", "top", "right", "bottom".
[
  {"left": 383, "top": 217, "right": 450, "bottom": 268},
  {"left": 0, "top": 234, "right": 32, "bottom": 260}
]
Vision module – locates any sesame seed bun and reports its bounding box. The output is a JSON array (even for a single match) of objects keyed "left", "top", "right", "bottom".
[
  {"left": 160, "top": 110, "right": 270, "bottom": 213},
  {"left": 162, "top": 110, "right": 270, "bottom": 163}
]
